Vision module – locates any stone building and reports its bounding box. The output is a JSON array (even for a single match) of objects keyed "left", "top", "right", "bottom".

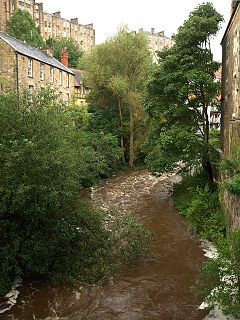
[
  {"left": 221, "top": 0, "right": 240, "bottom": 230},
  {"left": 70, "top": 68, "right": 89, "bottom": 105},
  {"left": 0, "top": 0, "right": 95, "bottom": 51},
  {"left": 138, "top": 28, "right": 174, "bottom": 62},
  {"left": 221, "top": 0, "right": 240, "bottom": 155},
  {"left": 0, "top": 32, "right": 74, "bottom": 101}
]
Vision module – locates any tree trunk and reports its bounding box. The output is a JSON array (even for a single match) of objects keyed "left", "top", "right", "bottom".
[
  {"left": 117, "top": 97, "right": 126, "bottom": 163},
  {"left": 202, "top": 103, "right": 214, "bottom": 184},
  {"left": 128, "top": 108, "right": 134, "bottom": 167}
]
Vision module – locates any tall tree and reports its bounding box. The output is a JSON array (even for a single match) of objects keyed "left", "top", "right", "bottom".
[
  {"left": 145, "top": 3, "right": 223, "bottom": 182},
  {"left": 81, "top": 27, "right": 152, "bottom": 166},
  {"left": 47, "top": 37, "right": 83, "bottom": 68},
  {"left": 7, "top": 9, "right": 45, "bottom": 48}
]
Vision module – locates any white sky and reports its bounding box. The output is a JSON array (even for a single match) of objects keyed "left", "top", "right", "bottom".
[{"left": 40, "top": 0, "right": 231, "bottom": 61}]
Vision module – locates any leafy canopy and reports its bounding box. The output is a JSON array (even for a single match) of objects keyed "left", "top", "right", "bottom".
[
  {"left": 81, "top": 26, "right": 152, "bottom": 166},
  {"left": 7, "top": 9, "right": 45, "bottom": 48},
  {"left": 145, "top": 3, "right": 223, "bottom": 178},
  {"left": 47, "top": 37, "right": 83, "bottom": 68}
]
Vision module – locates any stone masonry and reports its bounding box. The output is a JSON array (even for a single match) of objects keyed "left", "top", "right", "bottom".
[{"left": 0, "top": 0, "right": 95, "bottom": 51}]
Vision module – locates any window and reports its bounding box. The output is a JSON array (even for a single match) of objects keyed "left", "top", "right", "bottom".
[
  {"left": 40, "top": 63, "right": 45, "bottom": 80},
  {"left": 28, "top": 58, "right": 33, "bottom": 77},
  {"left": 66, "top": 93, "right": 70, "bottom": 104},
  {"left": 50, "top": 67, "right": 54, "bottom": 83},
  {"left": 59, "top": 71, "right": 62, "bottom": 86},
  {"left": 66, "top": 73, "right": 69, "bottom": 88},
  {"left": 28, "top": 85, "right": 34, "bottom": 101},
  {"left": 29, "top": 85, "right": 34, "bottom": 93}
]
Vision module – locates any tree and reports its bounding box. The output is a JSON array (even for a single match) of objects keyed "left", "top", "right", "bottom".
[
  {"left": 0, "top": 89, "right": 150, "bottom": 296},
  {"left": 47, "top": 37, "right": 83, "bottom": 68},
  {"left": 7, "top": 9, "right": 45, "bottom": 48},
  {"left": 81, "top": 27, "right": 152, "bottom": 166},
  {"left": 145, "top": 3, "right": 223, "bottom": 182}
]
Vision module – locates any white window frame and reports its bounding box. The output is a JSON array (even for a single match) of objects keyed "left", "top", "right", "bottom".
[
  {"left": 59, "top": 71, "right": 62, "bottom": 86},
  {"left": 50, "top": 67, "right": 54, "bottom": 83},
  {"left": 28, "top": 58, "right": 33, "bottom": 77},
  {"left": 40, "top": 63, "right": 45, "bottom": 80},
  {"left": 66, "top": 73, "right": 69, "bottom": 88}
]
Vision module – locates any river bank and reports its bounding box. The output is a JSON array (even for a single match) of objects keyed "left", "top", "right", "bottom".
[{"left": 1, "top": 170, "right": 209, "bottom": 319}]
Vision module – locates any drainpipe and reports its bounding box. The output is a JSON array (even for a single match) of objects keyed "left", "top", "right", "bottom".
[{"left": 16, "top": 52, "right": 19, "bottom": 102}]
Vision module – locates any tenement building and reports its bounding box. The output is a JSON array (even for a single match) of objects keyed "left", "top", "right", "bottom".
[
  {"left": 0, "top": 32, "right": 74, "bottom": 101},
  {"left": 138, "top": 28, "right": 174, "bottom": 62},
  {"left": 221, "top": 0, "right": 240, "bottom": 230},
  {"left": 0, "top": 0, "right": 95, "bottom": 51},
  {"left": 221, "top": 0, "right": 240, "bottom": 155}
]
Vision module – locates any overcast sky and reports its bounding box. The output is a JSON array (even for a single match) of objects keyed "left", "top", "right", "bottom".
[{"left": 40, "top": 0, "right": 230, "bottom": 61}]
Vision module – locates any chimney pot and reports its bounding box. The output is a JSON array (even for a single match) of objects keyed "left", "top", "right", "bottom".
[{"left": 60, "top": 47, "right": 69, "bottom": 67}]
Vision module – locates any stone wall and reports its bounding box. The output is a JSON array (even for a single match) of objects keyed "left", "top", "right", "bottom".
[
  {"left": 221, "top": 3, "right": 240, "bottom": 231},
  {"left": 222, "top": 120, "right": 240, "bottom": 231},
  {"left": 222, "top": 189, "right": 240, "bottom": 231},
  {"left": 0, "top": 38, "right": 74, "bottom": 100},
  {"left": 0, "top": 39, "right": 17, "bottom": 92},
  {"left": 221, "top": 4, "right": 240, "bottom": 156},
  {"left": 17, "top": 53, "right": 74, "bottom": 101}
]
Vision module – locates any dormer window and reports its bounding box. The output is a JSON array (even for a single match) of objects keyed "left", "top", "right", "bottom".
[{"left": 28, "top": 58, "right": 33, "bottom": 77}]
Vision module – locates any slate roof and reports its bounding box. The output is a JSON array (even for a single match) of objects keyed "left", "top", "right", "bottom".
[
  {"left": 71, "top": 68, "right": 83, "bottom": 87},
  {"left": 0, "top": 32, "right": 74, "bottom": 75}
]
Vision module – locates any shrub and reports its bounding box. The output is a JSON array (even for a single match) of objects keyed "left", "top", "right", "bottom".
[
  {"left": 172, "top": 172, "right": 226, "bottom": 242},
  {"left": 197, "top": 229, "right": 240, "bottom": 318},
  {"left": 0, "top": 90, "right": 149, "bottom": 295}
]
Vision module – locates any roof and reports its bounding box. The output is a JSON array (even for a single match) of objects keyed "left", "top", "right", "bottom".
[
  {"left": 221, "top": 2, "right": 240, "bottom": 44},
  {"left": 0, "top": 32, "right": 74, "bottom": 75},
  {"left": 71, "top": 68, "right": 86, "bottom": 87}
]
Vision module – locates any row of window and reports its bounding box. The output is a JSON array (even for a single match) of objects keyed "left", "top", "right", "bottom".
[{"left": 27, "top": 59, "right": 69, "bottom": 87}]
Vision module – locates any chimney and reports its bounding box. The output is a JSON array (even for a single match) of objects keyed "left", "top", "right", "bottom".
[
  {"left": 151, "top": 28, "right": 155, "bottom": 34},
  {"left": 60, "top": 47, "right": 68, "bottom": 67},
  {"left": 70, "top": 18, "right": 78, "bottom": 24}
]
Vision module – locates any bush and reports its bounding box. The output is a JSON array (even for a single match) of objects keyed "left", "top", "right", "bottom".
[
  {"left": 221, "top": 148, "right": 240, "bottom": 196},
  {"left": 72, "top": 130, "right": 121, "bottom": 187},
  {"left": 197, "top": 229, "right": 240, "bottom": 318},
  {"left": 172, "top": 171, "right": 226, "bottom": 242},
  {"left": 0, "top": 90, "right": 150, "bottom": 295}
]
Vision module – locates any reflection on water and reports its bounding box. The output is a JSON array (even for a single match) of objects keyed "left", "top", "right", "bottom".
[{"left": 1, "top": 170, "right": 208, "bottom": 320}]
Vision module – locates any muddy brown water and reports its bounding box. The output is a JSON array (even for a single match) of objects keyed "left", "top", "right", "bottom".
[{"left": 1, "top": 170, "right": 209, "bottom": 320}]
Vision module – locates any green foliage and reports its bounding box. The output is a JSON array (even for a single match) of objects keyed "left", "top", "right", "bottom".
[
  {"left": 145, "top": 3, "right": 223, "bottom": 180},
  {"left": 0, "top": 90, "right": 151, "bottom": 296},
  {"left": 7, "top": 9, "right": 45, "bottom": 48},
  {"left": 47, "top": 37, "right": 83, "bottom": 68},
  {"left": 81, "top": 26, "right": 152, "bottom": 166},
  {"left": 72, "top": 130, "right": 121, "bottom": 187},
  {"left": 173, "top": 172, "right": 226, "bottom": 242},
  {"left": 223, "top": 175, "right": 240, "bottom": 196},
  {"left": 110, "top": 212, "right": 154, "bottom": 262},
  {"left": 197, "top": 230, "right": 240, "bottom": 318},
  {"left": 221, "top": 147, "right": 240, "bottom": 196}
]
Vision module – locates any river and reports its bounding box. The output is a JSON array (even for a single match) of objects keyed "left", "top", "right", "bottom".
[{"left": 1, "top": 170, "right": 209, "bottom": 319}]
